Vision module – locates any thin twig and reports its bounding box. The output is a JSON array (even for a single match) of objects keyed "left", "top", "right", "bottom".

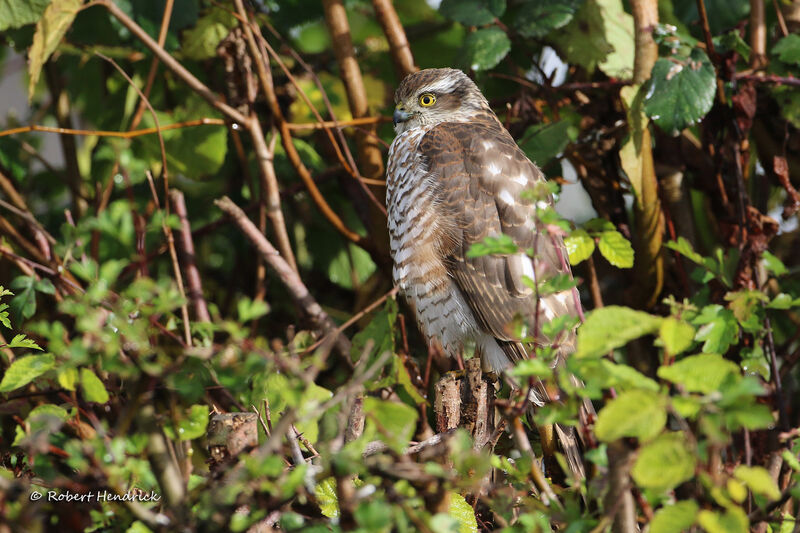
[
  {"left": 215, "top": 196, "right": 352, "bottom": 362},
  {"left": 169, "top": 190, "right": 211, "bottom": 322},
  {"left": 129, "top": 0, "right": 174, "bottom": 129}
]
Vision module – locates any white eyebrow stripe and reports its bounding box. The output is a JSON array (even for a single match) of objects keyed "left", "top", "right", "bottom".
[{"left": 421, "top": 78, "right": 459, "bottom": 94}]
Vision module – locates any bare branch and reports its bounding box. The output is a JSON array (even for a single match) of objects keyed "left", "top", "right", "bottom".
[
  {"left": 215, "top": 196, "right": 352, "bottom": 361},
  {"left": 371, "top": 0, "right": 418, "bottom": 79}
]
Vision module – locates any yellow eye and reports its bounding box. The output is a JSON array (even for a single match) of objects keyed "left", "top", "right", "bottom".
[{"left": 419, "top": 93, "right": 436, "bottom": 107}]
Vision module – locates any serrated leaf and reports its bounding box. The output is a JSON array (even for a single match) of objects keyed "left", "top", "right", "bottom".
[
  {"left": 0, "top": 353, "right": 55, "bottom": 392},
  {"left": 549, "top": 0, "right": 634, "bottom": 78},
  {"left": 362, "top": 398, "right": 417, "bottom": 453},
  {"left": 9, "top": 275, "right": 36, "bottom": 324},
  {"left": 0, "top": 0, "right": 51, "bottom": 31},
  {"left": 632, "top": 432, "right": 696, "bottom": 491},
  {"left": 466, "top": 234, "right": 518, "bottom": 258},
  {"left": 449, "top": 492, "right": 478, "bottom": 533},
  {"left": 734, "top": 465, "right": 781, "bottom": 501},
  {"left": 650, "top": 501, "right": 699, "bottom": 533},
  {"left": 512, "top": 0, "right": 583, "bottom": 38},
  {"left": 657, "top": 353, "right": 739, "bottom": 394},
  {"left": 659, "top": 317, "right": 694, "bottom": 355},
  {"left": 693, "top": 306, "right": 739, "bottom": 354},
  {"left": 772, "top": 34, "right": 800, "bottom": 65},
  {"left": 576, "top": 306, "right": 663, "bottom": 359},
  {"left": 594, "top": 389, "right": 666, "bottom": 442},
  {"left": 315, "top": 478, "right": 339, "bottom": 518},
  {"left": 598, "top": 230, "right": 634, "bottom": 268},
  {"left": 8, "top": 333, "right": 42, "bottom": 351},
  {"left": 458, "top": 27, "right": 510, "bottom": 71},
  {"left": 80, "top": 368, "right": 109, "bottom": 403},
  {"left": 564, "top": 229, "right": 595, "bottom": 265},
  {"left": 439, "top": 0, "right": 505, "bottom": 26},
  {"left": 644, "top": 48, "right": 716, "bottom": 136},
  {"left": 27, "top": 0, "right": 83, "bottom": 100}
]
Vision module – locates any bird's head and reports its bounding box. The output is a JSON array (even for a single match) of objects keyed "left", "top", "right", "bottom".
[{"left": 392, "top": 68, "right": 491, "bottom": 134}]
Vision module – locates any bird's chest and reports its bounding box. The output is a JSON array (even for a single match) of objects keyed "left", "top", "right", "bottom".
[{"left": 386, "top": 128, "right": 447, "bottom": 293}]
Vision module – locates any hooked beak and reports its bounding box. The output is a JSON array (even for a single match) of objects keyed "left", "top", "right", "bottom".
[{"left": 393, "top": 105, "right": 412, "bottom": 126}]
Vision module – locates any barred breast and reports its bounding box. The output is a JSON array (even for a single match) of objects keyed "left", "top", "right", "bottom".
[{"left": 386, "top": 128, "right": 479, "bottom": 359}]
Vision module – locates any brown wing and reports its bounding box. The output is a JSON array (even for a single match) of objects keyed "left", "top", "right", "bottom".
[{"left": 417, "top": 117, "right": 578, "bottom": 356}]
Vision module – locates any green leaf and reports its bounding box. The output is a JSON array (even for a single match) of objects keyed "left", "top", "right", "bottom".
[
  {"left": 315, "top": 478, "right": 339, "bottom": 518},
  {"left": 564, "top": 229, "right": 595, "bottom": 265},
  {"left": 362, "top": 397, "right": 418, "bottom": 453},
  {"left": 594, "top": 389, "right": 666, "bottom": 442},
  {"left": 458, "top": 27, "right": 511, "bottom": 71},
  {"left": 650, "top": 501, "right": 699, "bottom": 533},
  {"left": 772, "top": 34, "right": 800, "bottom": 65},
  {"left": 767, "top": 293, "right": 797, "bottom": 310},
  {"left": 0, "top": 353, "right": 55, "bottom": 392},
  {"left": 597, "top": 230, "right": 634, "bottom": 268},
  {"left": 511, "top": 0, "right": 583, "bottom": 38},
  {"left": 466, "top": 234, "right": 518, "bottom": 258},
  {"left": 549, "top": 0, "right": 634, "bottom": 78},
  {"left": 511, "top": 357, "right": 553, "bottom": 379},
  {"left": 644, "top": 48, "right": 716, "bottom": 136},
  {"left": 0, "top": 0, "right": 51, "bottom": 31},
  {"left": 181, "top": 6, "right": 237, "bottom": 60},
  {"left": 518, "top": 120, "right": 573, "bottom": 168},
  {"left": 693, "top": 306, "right": 739, "bottom": 354},
  {"left": 80, "top": 368, "right": 109, "bottom": 403},
  {"left": 697, "top": 507, "right": 748, "bottom": 533},
  {"left": 449, "top": 492, "right": 478, "bottom": 533},
  {"left": 659, "top": 317, "right": 695, "bottom": 355},
  {"left": 27, "top": 0, "right": 83, "bottom": 100},
  {"left": 733, "top": 465, "right": 781, "bottom": 501},
  {"left": 135, "top": 96, "right": 228, "bottom": 177},
  {"left": 657, "top": 353, "right": 739, "bottom": 394},
  {"left": 8, "top": 333, "right": 43, "bottom": 351},
  {"left": 170, "top": 404, "right": 209, "bottom": 441},
  {"left": 9, "top": 275, "right": 37, "bottom": 324},
  {"left": 632, "top": 432, "right": 696, "bottom": 491},
  {"left": 236, "top": 298, "right": 270, "bottom": 322},
  {"left": 439, "top": 0, "right": 505, "bottom": 26},
  {"left": 576, "top": 306, "right": 663, "bottom": 359},
  {"left": 762, "top": 251, "right": 787, "bottom": 277}
]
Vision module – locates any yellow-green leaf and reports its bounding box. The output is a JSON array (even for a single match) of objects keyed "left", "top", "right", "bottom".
[
  {"left": 27, "top": 0, "right": 83, "bottom": 100},
  {"left": 565, "top": 229, "right": 595, "bottom": 265},
  {"left": 632, "top": 432, "right": 695, "bottom": 491},
  {"left": 659, "top": 317, "right": 695, "bottom": 355},
  {"left": 80, "top": 368, "right": 109, "bottom": 403},
  {"left": 733, "top": 465, "right": 781, "bottom": 501},
  {"left": 0, "top": 353, "right": 55, "bottom": 392},
  {"left": 57, "top": 367, "right": 78, "bottom": 391},
  {"left": 650, "top": 500, "right": 699, "bottom": 533},
  {"left": 594, "top": 389, "right": 666, "bottom": 442}
]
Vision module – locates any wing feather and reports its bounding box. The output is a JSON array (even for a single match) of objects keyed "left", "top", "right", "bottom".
[{"left": 418, "top": 118, "right": 578, "bottom": 357}]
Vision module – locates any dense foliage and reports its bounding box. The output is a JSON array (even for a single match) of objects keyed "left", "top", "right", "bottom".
[{"left": 1, "top": 0, "right": 800, "bottom": 531}]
